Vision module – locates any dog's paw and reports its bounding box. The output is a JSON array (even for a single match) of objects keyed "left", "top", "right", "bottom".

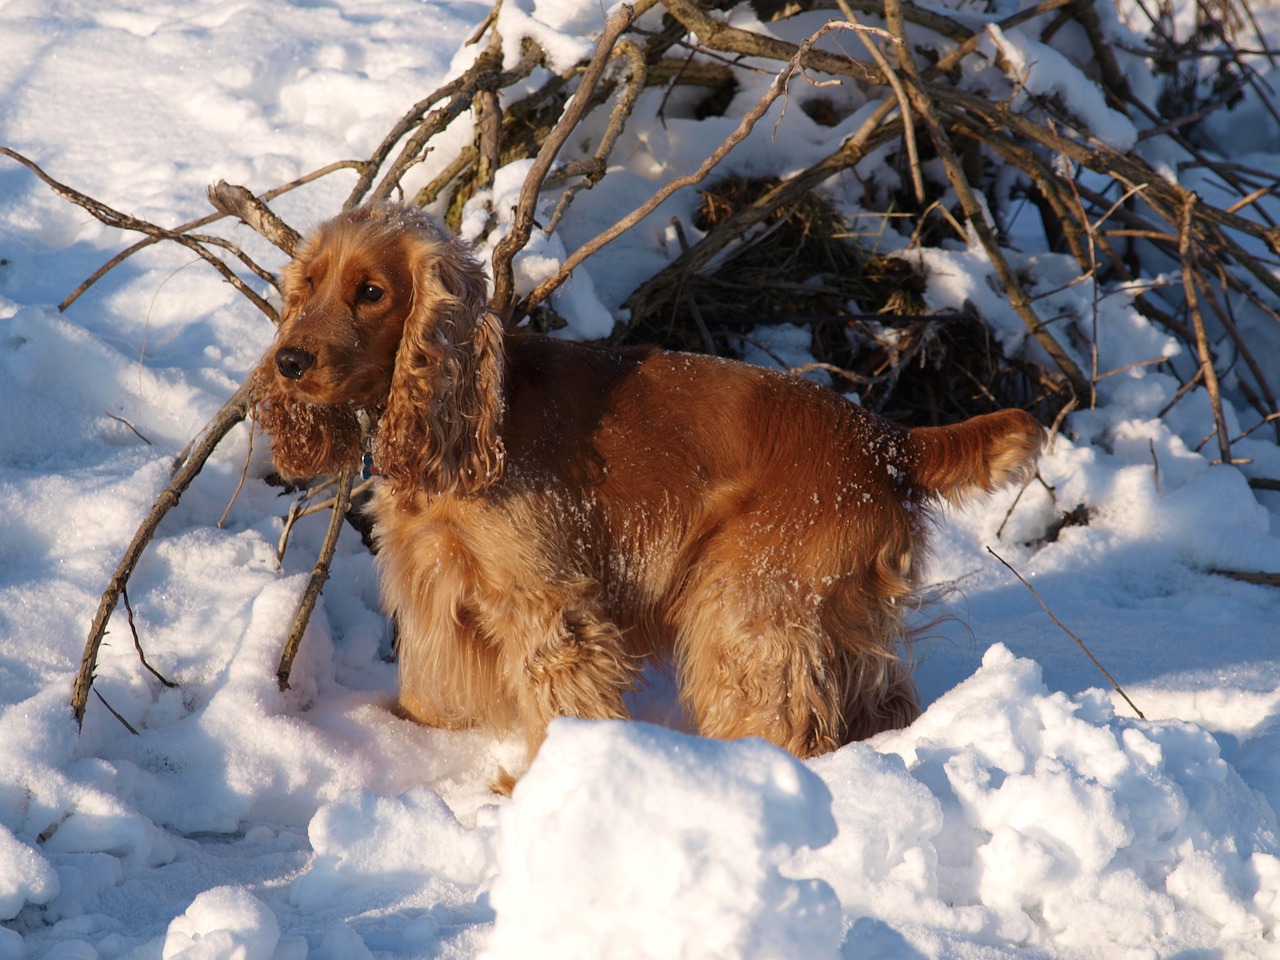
[{"left": 490, "top": 766, "right": 518, "bottom": 797}]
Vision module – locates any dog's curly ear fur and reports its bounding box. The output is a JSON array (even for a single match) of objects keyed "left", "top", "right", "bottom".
[
  {"left": 375, "top": 232, "right": 506, "bottom": 497},
  {"left": 251, "top": 354, "right": 363, "bottom": 481}
]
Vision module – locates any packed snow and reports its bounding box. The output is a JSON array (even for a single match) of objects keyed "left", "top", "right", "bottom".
[{"left": 2, "top": 0, "right": 1279, "bottom": 958}]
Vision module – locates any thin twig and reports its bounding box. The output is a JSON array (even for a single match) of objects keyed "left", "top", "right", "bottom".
[
  {"left": 520, "top": 18, "right": 884, "bottom": 321},
  {"left": 0, "top": 147, "right": 278, "bottom": 322},
  {"left": 366, "top": 37, "right": 543, "bottom": 207},
  {"left": 61, "top": 160, "right": 358, "bottom": 312},
  {"left": 206, "top": 181, "right": 302, "bottom": 257},
  {"left": 836, "top": 0, "right": 922, "bottom": 204},
  {"left": 545, "top": 38, "right": 648, "bottom": 235},
  {"left": 787, "top": 361, "right": 877, "bottom": 387},
  {"left": 1178, "top": 195, "right": 1232, "bottom": 465},
  {"left": 662, "top": 0, "right": 883, "bottom": 84},
  {"left": 345, "top": 37, "right": 505, "bottom": 208},
  {"left": 94, "top": 690, "right": 140, "bottom": 736},
  {"left": 276, "top": 476, "right": 374, "bottom": 562},
  {"left": 121, "top": 586, "right": 178, "bottom": 689},
  {"left": 1203, "top": 254, "right": 1279, "bottom": 438},
  {"left": 277, "top": 469, "right": 355, "bottom": 690},
  {"left": 994, "top": 476, "right": 1033, "bottom": 539},
  {"left": 1209, "top": 569, "right": 1280, "bottom": 587},
  {"left": 104, "top": 411, "right": 153, "bottom": 445},
  {"left": 987, "top": 547, "right": 1144, "bottom": 718},
  {"left": 218, "top": 422, "right": 255, "bottom": 530},
  {"left": 883, "top": 0, "right": 1090, "bottom": 402}
]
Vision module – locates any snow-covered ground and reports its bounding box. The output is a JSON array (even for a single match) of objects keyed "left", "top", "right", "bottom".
[{"left": 2, "top": 1, "right": 1279, "bottom": 957}]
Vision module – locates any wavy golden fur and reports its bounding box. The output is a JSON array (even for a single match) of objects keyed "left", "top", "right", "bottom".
[{"left": 253, "top": 202, "right": 1044, "bottom": 771}]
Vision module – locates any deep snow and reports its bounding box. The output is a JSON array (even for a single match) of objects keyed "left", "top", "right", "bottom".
[{"left": 1, "top": 0, "right": 1279, "bottom": 958}]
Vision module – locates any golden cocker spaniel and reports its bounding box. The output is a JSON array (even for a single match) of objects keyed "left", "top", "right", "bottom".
[{"left": 252, "top": 202, "right": 1043, "bottom": 770}]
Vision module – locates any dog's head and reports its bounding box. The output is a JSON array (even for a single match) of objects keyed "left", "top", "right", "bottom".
[{"left": 252, "top": 203, "right": 505, "bottom": 495}]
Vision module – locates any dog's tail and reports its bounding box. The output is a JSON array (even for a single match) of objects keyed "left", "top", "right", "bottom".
[{"left": 904, "top": 409, "right": 1044, "bottom": 503}]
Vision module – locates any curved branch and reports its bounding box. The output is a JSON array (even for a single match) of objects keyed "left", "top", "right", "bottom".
[
  {"left": 1180, "top": 196, "right": 1232, "bottom": 465},
  {"left": 0, "top": 147, "right": 278, "bottom": 322},
  {"left": 73, "top": 379, "right": 254, "bottom": 726},
  {"left": 360, "top": 41, "right": 543, "bottom": 207},
  {"left": 661, "top": 0, "right": 884, "bottom": 83},
  {"left": 545, "top": 38, "right": 649, "bottom": 235},
  {"left": 207, "top": 181, "right": 303, "bottom": 258},
  {"left": 61, "top": 159, "right": 358, "bottom": 312}
]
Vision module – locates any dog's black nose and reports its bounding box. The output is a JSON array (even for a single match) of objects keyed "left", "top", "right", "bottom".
[{"left": 275, "top": 347, "right": 315, "bottom": 380}]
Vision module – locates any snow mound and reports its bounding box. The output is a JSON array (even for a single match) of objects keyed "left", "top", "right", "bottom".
[
  {"left": 482, "top": 719, "right": 842, "bottom": 960},
  {"left": 162, "top": 886, "right": 281, "bottom": 960},
  {"left": 809, "top": 645, "right": 1280, "bottom": 954}
]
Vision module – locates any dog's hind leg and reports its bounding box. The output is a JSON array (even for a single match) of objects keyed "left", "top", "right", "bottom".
[
  {"left": 672, "top": 567, "right": 848, "bottom": 757},
  {"left": 491, "top": 589, "right": 638, "bottom": 760}
]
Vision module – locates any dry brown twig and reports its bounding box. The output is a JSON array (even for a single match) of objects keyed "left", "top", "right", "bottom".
[
  {"left": 491, "top": 3, "right": 638, "bottom": 316},
  {"left": 276, "top": 470, "right": 356, "bottom": 690},
  {"left": 1179, "top": 195, "right": 1233, "bottom": 466},
  {"left": 0, "top": 146, "right": 280, "bottom": 322},
  {"left": 544, "top": 38, "right": 648, "bottom": 235},
  {"left": 73, "top": 378, "right": 254, "bottom": 726},
  {"left": 885, "top": 0, "right": 1091, "bottom": 402},
  {"left": 207, "top": 181, "right": 302, "bottom": 258},
  {"left": 276, "top": 476, "right": 375, "bottom": 563},
  {"left": 988, "top": 547, "right": 1144, "bottom": 719}
]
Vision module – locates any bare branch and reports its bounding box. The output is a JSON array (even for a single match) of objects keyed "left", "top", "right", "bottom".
[
  {"left": 518, "top": 18, "right": 882, "bottom": 322},
  {"left": 661, "top": 0, "right": 884, "bottom": 83},
  {"left": 1179, "top": 195, "right": 1232, "bottom": 465},
  {"left": 121, "top": 586, "right": 178, "bottom": 689},
  {"left": 490, "top": 4, "right": 637, "bottom": 316},
  {"left": 73, "top": 378, "right": 253, "bottom": 726},
  {"left": 988, "top": 547, "right": 1144, "bottom": 719},
  {"left": 882, "top": 0, "right": 1090, "bottom": 401},
  {"left": 207, "top": 181, "right": 303, "bottom": 256},
  {"left": 0, "top": 147, "right": 278, "bottom": 321},
  {"left": 545, "top": 38, "right": 648, "bottom": 235},
  {"left": 276, "top": 469, "right": 355, "bottom": 690}
]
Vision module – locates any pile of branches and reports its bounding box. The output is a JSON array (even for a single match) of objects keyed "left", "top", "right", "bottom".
[{"left": 4, "top": 0, "right": 1277, "bottom": 723}]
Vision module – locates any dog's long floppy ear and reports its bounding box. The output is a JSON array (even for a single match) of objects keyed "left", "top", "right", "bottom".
[
  {"left": 251, "top": 354, "right": 363, "bottom": 481},
  {"left": 375, "top": 231, "right": 506, "bottom": 497}
]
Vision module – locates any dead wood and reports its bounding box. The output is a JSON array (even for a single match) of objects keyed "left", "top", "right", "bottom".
[
  {"left": 491, "top": 4, "right": 638, "bottom": 316},
  {"left": 73, "top": 379, "right": 253, "bottom": 727},
  {"left": 989, "top": 547, "right": 1144, "bottom": 719},
  {"left": 1210, "top": 569, "right": 1280, "bottom": 587},
  {"left": 277, "top": 470, "right": 355, "bottom": 690},
  {"left": 1179, "top": 195, "right": 1233, "bottom": 465},
  {"left": 207, "top": 181, "right": 302, "bottom": 257}
]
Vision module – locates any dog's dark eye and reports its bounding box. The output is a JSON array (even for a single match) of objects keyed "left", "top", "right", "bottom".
[{"left": 357, "top": 284, "right": 384, "bottom": 304}]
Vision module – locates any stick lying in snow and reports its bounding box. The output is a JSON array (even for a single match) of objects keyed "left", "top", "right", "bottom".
[
  {"left": 987, "top": 547, "right": 1144, "bottom": 719},
  {"left": 73, "top": 379, "right": 254, "bottom": 727}
]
